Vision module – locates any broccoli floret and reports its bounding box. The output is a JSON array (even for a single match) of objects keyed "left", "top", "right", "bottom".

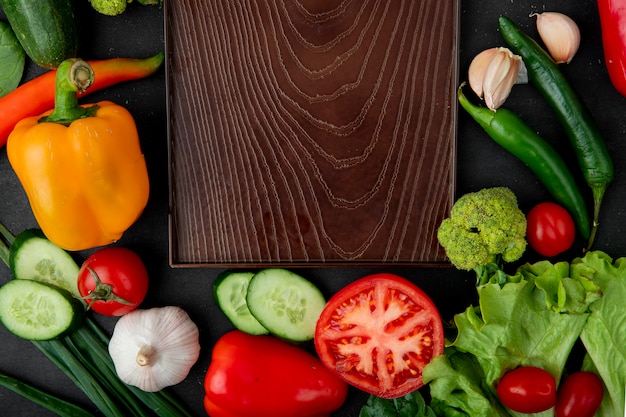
[
  {"left": 89, "top": 0, "right": 131, "bottom": 16},
  {"left": 437, "top": 187, "right": 527, "bottom": 271}
]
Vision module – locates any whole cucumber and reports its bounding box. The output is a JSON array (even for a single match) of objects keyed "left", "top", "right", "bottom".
[{"left": 0, "top": 0, "right": 78, "bottom": 69}]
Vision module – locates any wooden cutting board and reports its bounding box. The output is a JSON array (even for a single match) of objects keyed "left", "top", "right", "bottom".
[{"left": 165, "top": 0, "right": 459, "bottom": 267}]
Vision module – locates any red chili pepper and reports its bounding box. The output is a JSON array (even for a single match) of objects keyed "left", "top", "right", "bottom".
[
  {"left": 0, "top": 52, "right": 164, "bottom": 148},
  {"left": 598, "top": 0, "right": 626, "bottom": 97}
]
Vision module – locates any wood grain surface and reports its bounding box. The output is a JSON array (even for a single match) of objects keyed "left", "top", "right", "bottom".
[{"left": 166, "top": 0, "right": 459, "bottom": 266}]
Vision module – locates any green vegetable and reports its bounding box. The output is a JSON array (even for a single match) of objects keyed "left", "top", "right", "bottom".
[
  {"left": 499, "top": 16, "right": 614, "bottom": 251},
  {"left": 359, "top": 391, "right": 437, "bottom": 417},
  {"left": 0, "top": 370, "right": 92, "bottom": 417},
  {"left": 458, "top": 85, "right": 590, "bottom": 240},
  {"left": 246, "top": 268, "right": 326, "bottom": 342},
  {"left": 423, "top": 253, "right": 614, "bottom": 417},
  {"left": 213, "top": 271, "right": 269, "bottom": 335},
  {"left": 88, "top": 0, "right": 130, "bottom": 16},
  {"left": 424, "top": 350, "right": 506, "bottom": 417},
  {"left": 436, "top": 187, "right": 527, "bottom": 277},
  {"left": 0, "top": 279, "right": 84, "bottom": 340},
  {"left": 0, "top": 0, "right": 78, "bottom": 69},
  {"left": 8, "top": 228, "right": 81, "bottom": 299},
  {"left": 574, "top": 251, "right": 626, "bottom": 417},
  {"left": 0, "top": 21, "right": 24, "bottom": 97}
]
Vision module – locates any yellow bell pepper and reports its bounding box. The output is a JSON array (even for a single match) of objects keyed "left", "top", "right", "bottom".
[{"left": 7, "top": 59, "right": 149, "bottom": 251}]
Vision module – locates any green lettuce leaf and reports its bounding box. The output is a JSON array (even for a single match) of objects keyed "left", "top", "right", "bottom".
[
  {"left": 425, "top": 256, "right": 602, "bottom": 417},
  {"left": 573, "top": 251, "right": 626, "bottom": 417},
  {"left": 423, "top": 348, "right": 509, "bottom": 417},
  {"left": 359, "top": 390, "right": 436, "bottom": 417}
]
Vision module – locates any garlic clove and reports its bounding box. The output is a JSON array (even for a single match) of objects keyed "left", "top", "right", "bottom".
[
  {"left": 467, "top": 47, "right": 527, "bottom": 109},
  {"left": 468, "top": 47, "right": 499, "bottom": 98},
  {"left": 482, "top": 48, "right": 523, "bottom": 110},
  {"left": 535, "top": 11, "right": 580, "bottom": 64}
]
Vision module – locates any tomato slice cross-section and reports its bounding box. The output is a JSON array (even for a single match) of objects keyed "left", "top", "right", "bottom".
[{"left": 314, "top": 273, "right": 445, "bottom": 399}]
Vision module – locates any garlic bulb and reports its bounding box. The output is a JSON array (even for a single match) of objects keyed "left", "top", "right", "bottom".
[
  {"left": 468, "top": 47, "right": 527, "bottom": 110},
  {"left": 535, "top": 12, "right": 580, "bottom": 64},
  {"left": 108, "top": 306, "right": 201, "bottom": 392}
]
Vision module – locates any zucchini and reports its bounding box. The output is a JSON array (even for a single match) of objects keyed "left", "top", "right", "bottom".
[
  {"left": 0, "top": 21, "right": 25, "bottom": 97},
  {"left": 0, "top": 0, "right": 78, "bottom": 69},
  {"left": 0, "top": 279, "right": 83, "bottom": 340},
  {"left": 213, "top": 271, "right": 269, "bottom": 335},
  {"left": 9, "top": 229, "right": 81, "bottom": 300},
  {"left": 246, "top": 268, "right": 326, "bottom": 342}
]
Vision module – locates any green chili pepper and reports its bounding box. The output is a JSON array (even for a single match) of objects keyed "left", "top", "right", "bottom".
[
  {"left": 498, "top": 15, "right": 613, "bottom": 249},
  {"left": 458, "top": 84, "right": 591, "bottom": 239}
]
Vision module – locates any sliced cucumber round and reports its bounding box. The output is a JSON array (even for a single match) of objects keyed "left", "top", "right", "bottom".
[
  {"left": 246, "top": 268, "right": 326, "bottom": 342},
  {"left": 0, "top": 279, "right": 83, "bottom": 340},
  {"left": 213, "top": 271, "right": 268, "bottom": 335},
  {"left": 9, "top": 229, "right": 81, "bottom": 299}
]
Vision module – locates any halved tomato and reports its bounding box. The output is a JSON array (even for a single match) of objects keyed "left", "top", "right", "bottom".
[{"left": 314, "top": 273, "right": 445, "bottom": 399}]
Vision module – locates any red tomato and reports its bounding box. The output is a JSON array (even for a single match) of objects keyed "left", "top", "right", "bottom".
[
  {"left": 497, "top": 366, "right": 557, "bottom": 413},
  {"left": 526, "top": 202, "right": 576, "bottom": 257},
  {"left": 555, "top": 371, "right": 604, "bottom": 417},
  {"left": 77, "top": 247, "right": 149, "bottom": 316},
  {"left": 314, "top": 273, "right": 445, "bottom": 399},
  {"left": 203, "top": 330, "right": 348, "bottom": 417}
]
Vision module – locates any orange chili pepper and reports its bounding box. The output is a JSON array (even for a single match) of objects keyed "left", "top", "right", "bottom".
[
  {"left": 7, "top": 59, "right": 150, "bottom": 251},
  {"left": 0, "top": 52, "right": 164, "bottom": 148}
]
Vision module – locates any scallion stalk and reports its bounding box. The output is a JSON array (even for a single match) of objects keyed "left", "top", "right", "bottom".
[
  {"left": 0, "top": 370, "right": 93, "bottom": 417},
  {"left": 66, "top": 329, "right": 153, "bottom": 417},
  {"left": 32, "top": 339, "right": 127, "bottom": 417}
]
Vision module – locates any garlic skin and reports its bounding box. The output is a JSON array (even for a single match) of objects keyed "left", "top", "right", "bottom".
[
  {"left": 535, "top": 12, "right": 580, "bottom": 64},
  {"left": 468, "top": 47, "right": 526, "bottom": 110},
  {"left": 108, "top": 306, "right": 201, "bottom": 392}
]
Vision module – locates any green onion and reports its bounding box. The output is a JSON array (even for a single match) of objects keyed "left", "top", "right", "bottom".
[
  {"left": 66, "top": 329, "right": 153, "bottom": 417},
  {"left": 32, "top": 339, "right": 127, "bottom": 417},
  {"left": 0, "top": 370, "right": 93, "bottom": 417}
]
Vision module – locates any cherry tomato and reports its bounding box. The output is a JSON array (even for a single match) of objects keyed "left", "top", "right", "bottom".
[
  {"left": 526, "top": 202, "right": 576, "bottom": 257},
  {"left": 77, "top": 247, "right": 149, "bottom": 316},
  {"left": 314, "top": 273, "right": 445, "bottom": 399},
  {"left": 203, "top": 330, "right": 348, "bottom": 417},
  {"left": 555, "top": 371, "right": 604, "bottom": 417},
  {"left": 496, "top": 366, "right": 557, "bottom": 413}
]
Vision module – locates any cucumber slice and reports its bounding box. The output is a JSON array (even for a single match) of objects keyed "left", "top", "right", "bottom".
[
  {"left": 9, "top": 229, "right": 81, "bottom": 299},
  {"left": 246, "top": 268, "right": 326, "bottom": 342},
  {"left": 213, "top": 271, "right": 268, "bottom": 335},
  {"left": 0, "top": 279, "right": 83, "bottom": 340}
]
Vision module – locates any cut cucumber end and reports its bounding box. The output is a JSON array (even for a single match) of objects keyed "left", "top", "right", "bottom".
[
  {"left": 246, "top": 268, "right": 326, "bottom": 342},
  {"left": 0, "top": 279, "right": 83, "bottom": 340},
  {"left": 10, "top": 229, "right": 81, "bottom": 299},
  {"left": 213, "top": 271, "right": 268, "bottom": 335}
]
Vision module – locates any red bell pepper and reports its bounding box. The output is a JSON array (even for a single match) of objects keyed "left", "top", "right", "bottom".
[
  {"left": 598, "top": 0, "right": 626, "bottom": 97},
  {"left": 203, "top": 330, "right": 348, "bottom": 417}
]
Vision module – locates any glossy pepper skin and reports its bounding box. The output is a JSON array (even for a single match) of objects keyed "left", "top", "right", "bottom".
[
  {"left": 598, "top": 0, "right": 626, "bottom": 97},
  {"left": 7, "top": 59, "right": 149, "bottom": 251},
  {"left": 203, "top": 330, "right": 348, "bottom": 417}
]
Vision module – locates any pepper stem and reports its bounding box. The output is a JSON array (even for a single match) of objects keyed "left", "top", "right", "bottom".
[
  {"left": 39, "top": 59, "right": 99, "bottom": 125},
  {"left": 586, "top": 183, "right": 607, "bottom": 252}
]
